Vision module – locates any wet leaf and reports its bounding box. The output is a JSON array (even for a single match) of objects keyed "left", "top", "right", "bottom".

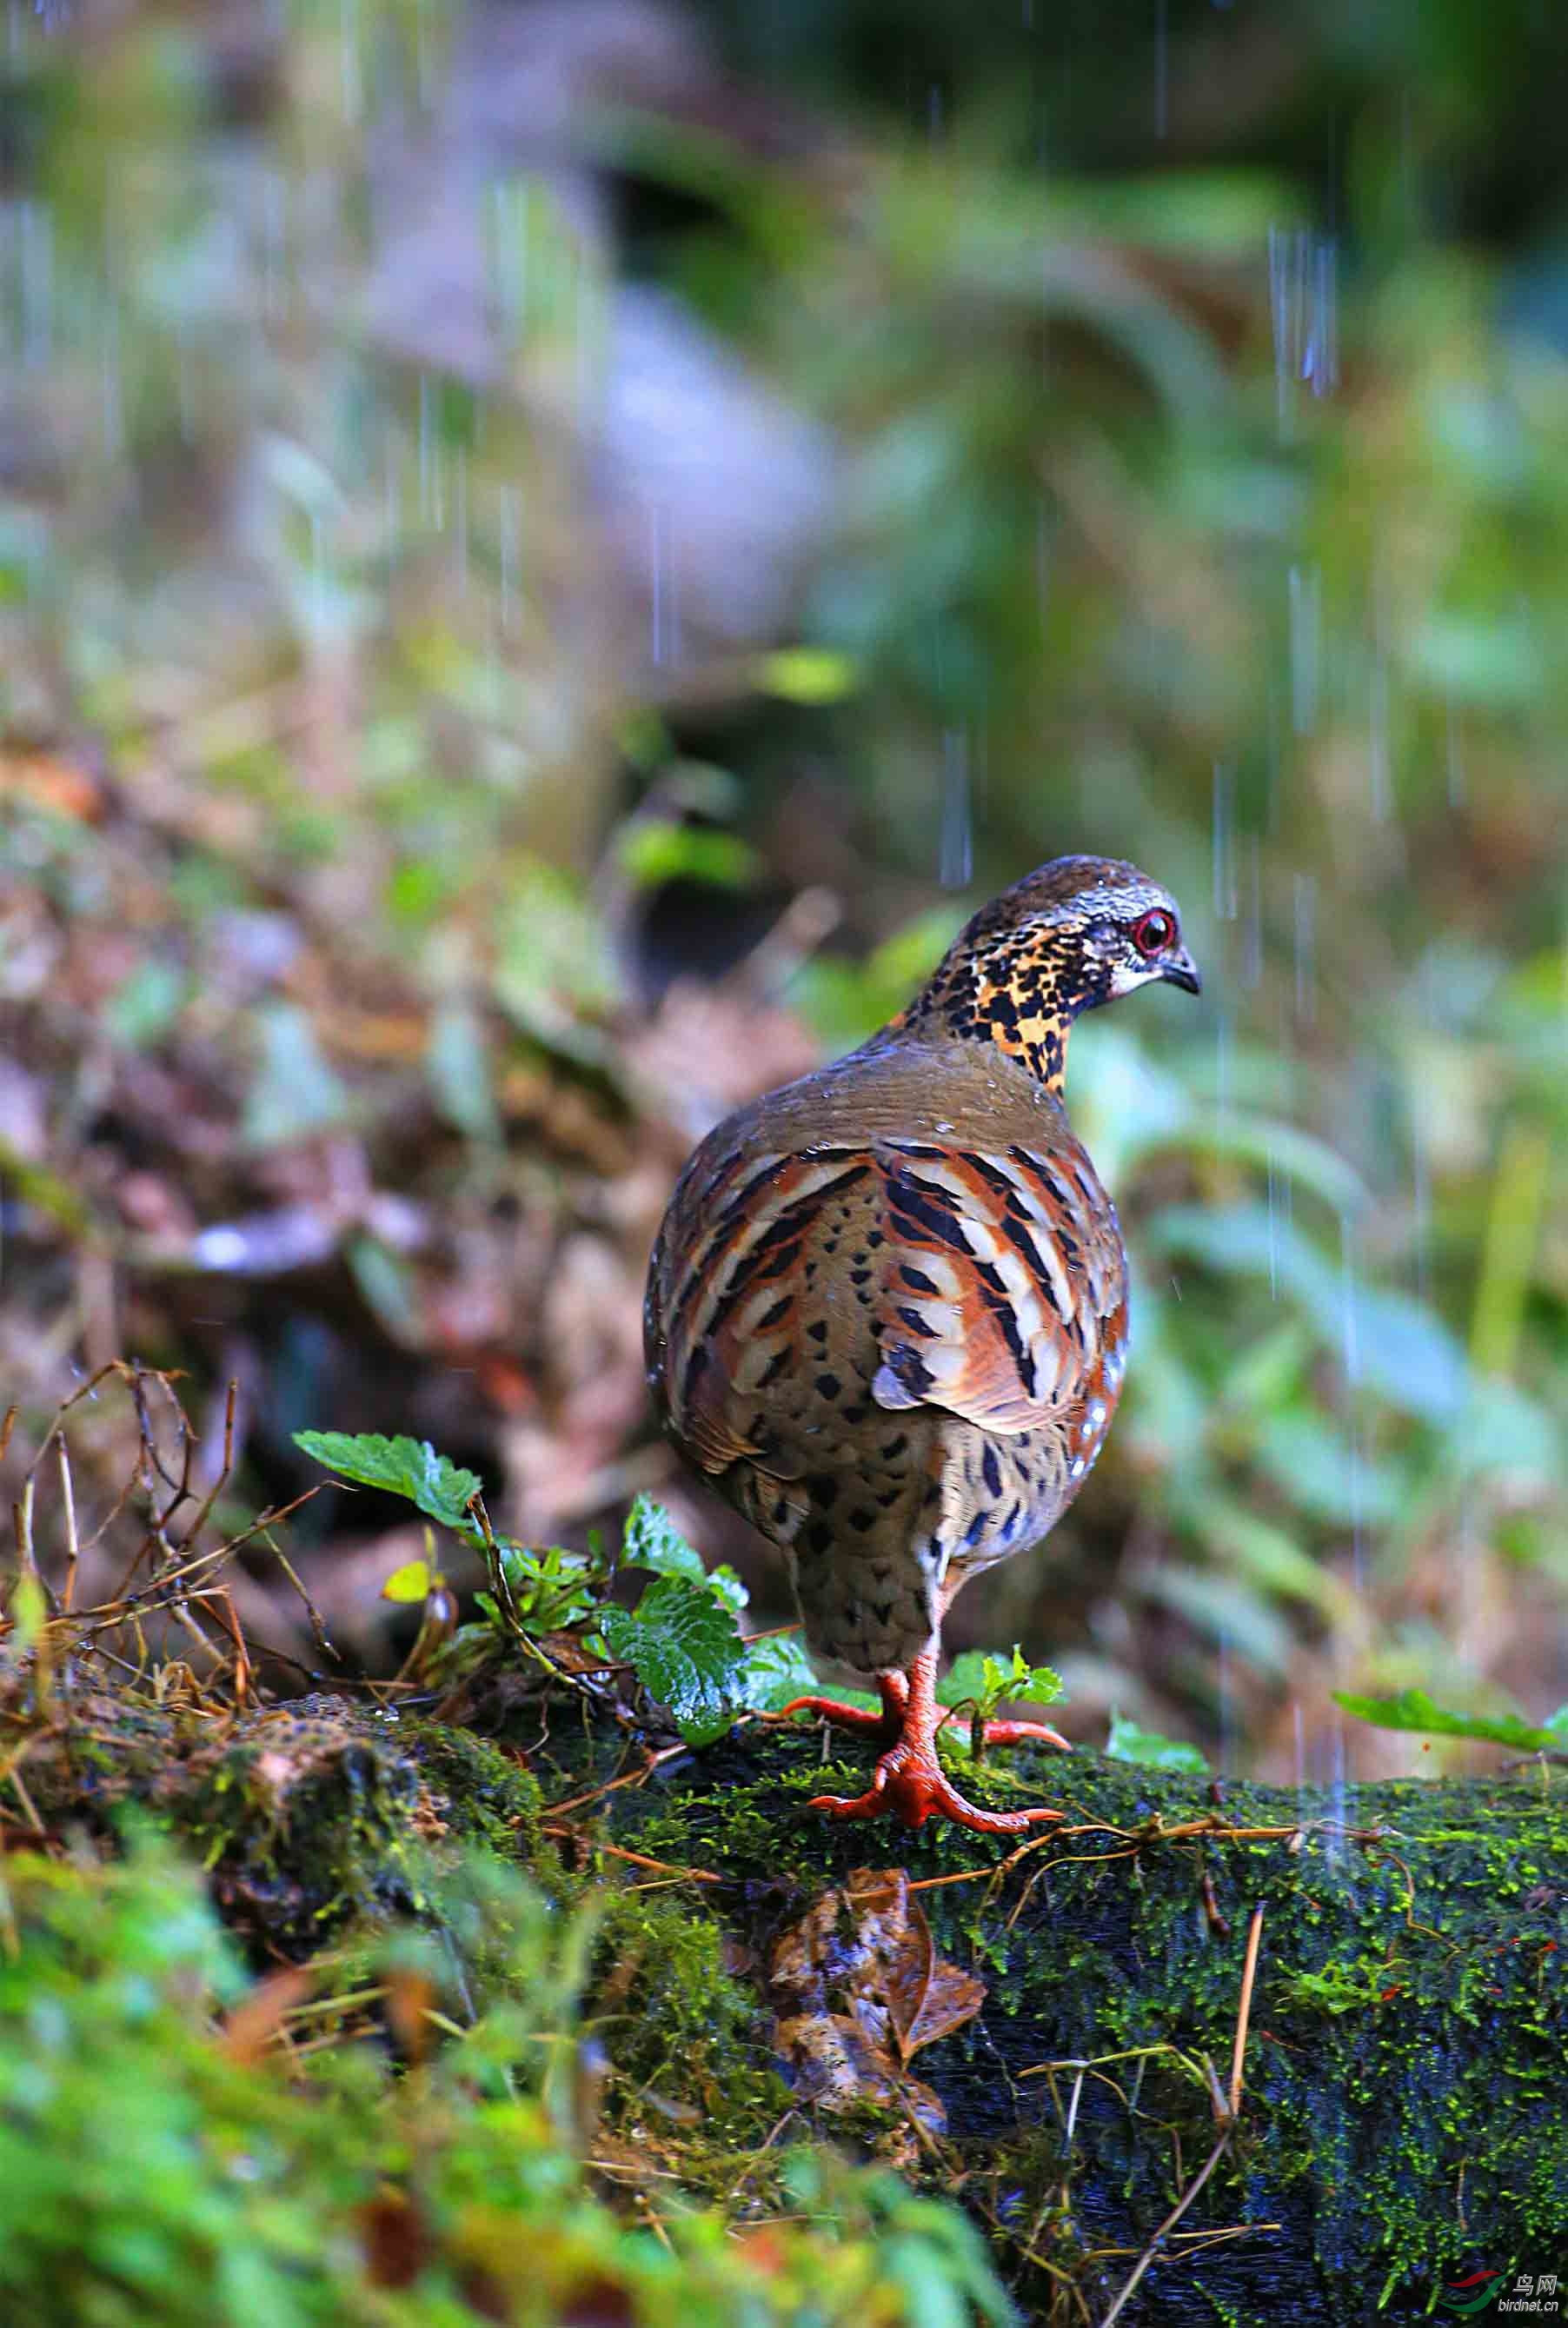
[
  {"left": 382, "top": 1559, "right": 435, "bottom": 1605},
  {"left": 601, "top": 1574, "right": 747, "bottom": 1747},
  {"left": 294, "top": 1431, "right": 483, "bottom": 1534},
  {"left": 1332, "top": 1689, "right": 1568, "bottom": 1756},
  {"left": 938, "top": 1646, "right": 1063, "bottom": 1713},
  {"left": 738, "top": 1629, "right": 821, "bottom": 1712},
  {"left": 770, "top": 1867, "right": 986, "bottom": 2133},
  {"left": 621, "top": 1494, "right": 708, "bottom": 1586}
]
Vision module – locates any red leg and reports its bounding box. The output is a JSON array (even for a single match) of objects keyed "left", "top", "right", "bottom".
[{"left": 801, "top": 1653, "right": 1065, "bottom": 1838}]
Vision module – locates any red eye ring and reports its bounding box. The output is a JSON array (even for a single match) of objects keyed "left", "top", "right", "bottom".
[{"left": 1132, "top": 908, "right": 1176, "bottom": 957}]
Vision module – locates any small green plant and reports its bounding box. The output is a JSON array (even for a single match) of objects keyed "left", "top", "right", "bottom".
[
  {"left": 296, "top": 1439, "right": 812, "bottom": 1748},
  {"left": 939, "top": 1646, "right": 1065, "bottom": 1760}
]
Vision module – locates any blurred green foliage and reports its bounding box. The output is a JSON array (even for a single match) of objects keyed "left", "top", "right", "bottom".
[
  {"left": 0, "top": 1839, "right": 1013, "bottom": 2327},
  {"left": 0, "top": 0, "right": 1565, "bottom": 1776}
]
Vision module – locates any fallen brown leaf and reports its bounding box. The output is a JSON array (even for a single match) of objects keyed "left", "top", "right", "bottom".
[{"left": 768, "top": 1864, "right": 985, "bottom": 2134}]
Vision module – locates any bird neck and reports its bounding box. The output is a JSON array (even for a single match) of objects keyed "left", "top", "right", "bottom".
[{"left": 892, "top": 929, "right": 1085, "bottom": 1094}]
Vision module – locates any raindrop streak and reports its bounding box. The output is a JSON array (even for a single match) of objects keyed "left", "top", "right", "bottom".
[
  {"left": 939, "top": 728, "right": 973, "bottom": 888},
  {"left": 1287, "top": 562, "right": 1320, "bottom": 735},
  {"left": 1369, "top": 648, "right": 1392, "bottom": 822},
  {"left": 647, "top": 502, "right": 680, "bottom": 668},
  {"left": 1339, "top": 1214, "right": 1366, "bottom": 1596},
  {"left": 20, "top": 196, "right": 51, "bottom": 369},
  {"left": 1412, "top": 1120, "right": 1430, "bottom": 1302},
  {"left": 1445, "top": 688, "right": 1465, "bottom": 807},
  {"left": 499, "top": 485, "right": 522, "bottom": 635},
  {"left": 1215, "top": 1633, "right": 1233, "bottom": 1779},
  {"left": 1292, "top": 873, "right": 1316, "bottom": 1028},
  {"left": 1268, "top": 228, "right": 1339, "bottom": 436},
  {"left": 1292, "top": 1700, "right": 1306, "bottom": 1793},
  {"left": 1241, "top": 834, "right": 1263, "bottom": 988},
  {"left": 260, "top": 168, "right": 285, "bottom": 327},
  {"left": 1154, "top": 0, "right": 1168, "bottom": 137},
  {"left": 1212, "top": 762, "right": 1237, "bottom": 920},
  {"left": 1325, "top": 1713, "right": 1351, "bottom": 1870},
  {"left": 339, "top": 0, "right": 362, "bottom": 123}
]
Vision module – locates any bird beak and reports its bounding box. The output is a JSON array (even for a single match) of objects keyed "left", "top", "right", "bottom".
[{"left": 1160, "top": 947, "right": 1202, "bottom": 996}]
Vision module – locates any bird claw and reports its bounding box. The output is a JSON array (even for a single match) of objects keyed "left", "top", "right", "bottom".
[
  {"left": 806, "top": 1738, "right": 1065, "bottom": 1837},
  {"left": 777, "top": 1693, "right": 900, "bottom": 1744},
  {"left": 947, "top": 1713, "right": 1073, "bottom": 1754}
]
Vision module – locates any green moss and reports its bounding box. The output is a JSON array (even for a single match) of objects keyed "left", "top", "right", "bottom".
[
  {"left": 577, "top": 1729, "right": 1568, "bottom": 2325},
  {"left": 177, "top": 1701, "right": 438, "bottom": 1954}
]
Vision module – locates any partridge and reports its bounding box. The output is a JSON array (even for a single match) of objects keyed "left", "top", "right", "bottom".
[{"left": 643, "top": 855, "right": 1200, "bottom": 1836}]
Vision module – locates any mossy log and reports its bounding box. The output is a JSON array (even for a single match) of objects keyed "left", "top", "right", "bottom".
[
  {"left": 525, "top": 1713, "right": 1568, "bottom": 2325},
  {"left": 17, "top": 1685, "right": 1567, "bottom": 2325}
]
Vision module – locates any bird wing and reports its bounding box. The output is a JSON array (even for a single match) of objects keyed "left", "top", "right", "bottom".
[
  {"left": 867, "top": 1137, "right": 1126, "bottom": 1434},
  {"left": 648, "top": 1130, "right": 1126, "bottom": 1471}
]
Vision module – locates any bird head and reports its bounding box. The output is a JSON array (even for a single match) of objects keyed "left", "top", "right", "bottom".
[{"left": 896, "top": 855, "right": 1201, "bottom": 1091}]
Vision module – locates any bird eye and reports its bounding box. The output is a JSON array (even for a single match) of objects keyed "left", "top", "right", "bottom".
[{"left": 1132, "top": 908, "right": 1175, "bottom": 956}]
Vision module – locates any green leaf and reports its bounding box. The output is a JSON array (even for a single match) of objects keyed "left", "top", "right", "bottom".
[
  {"left": 754, "top": 646, "right": 859, "bottom": 704},
  {"left": 939, "top": 1646, "right": 1063, "bottom": 1711},
  {"left": 601, "top": 1575, "right": 747, "bottom": 1747},
  {"left": 1153, "top": 1203, "right": 1470, "bottom": 1422},
  {"left": 294, "top": 1431, "right": 482, "bottom": 1533},
  {"left": 1105, "top": 1709, "right": 1210, "bottom": 1773},
  {"left": 426, "top": 1003, "right": 501, "bottom": 1141},
  {"left": 1332, "top": 1688, "right": 1568, "bottom": 1756},
  {"left": 104, "top": 958, "right": 187, "bottom": 1048},
  {"left": 737, "top": 1629, "right": 821, "bottom": 1712},
  {"left": 494, "top": 1541, "right": 601, "bottom": 1633},
  {"left": 621, "top": 1495, "right": 708, "bottom": 1586},
  {"left": 616, "top": 819, "right": 762, "bottom": 892},
  {"left": 243, "top": 1004, "right": 349, "bottom": 1148},
  {"left": 382, "top": 1559, "right": 435, "bottom": 1605}
]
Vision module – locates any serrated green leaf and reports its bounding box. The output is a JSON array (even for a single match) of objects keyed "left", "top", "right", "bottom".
[
  {"left": 601, "top": 1575, "right": 747, "bottom": 1746},
  {"left": 294, "top": 1431, "right": 482, "bottom": 1533},
  {"left": 1331, "top": 1688, "right": 1567, "bottom": 1755},
  {"left": 939, "top": 1646, "right": 1064, "bottom": 1710},
  {"left": 1105, "top": 1709, "right": 1210, "bottom": 1773}
]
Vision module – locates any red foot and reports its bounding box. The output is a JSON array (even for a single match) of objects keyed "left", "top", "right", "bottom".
[
  {"left": 778, "top": 1685, "right": 1069, "bottom": 1758},
  {"left": 783, "top": 1653, "right": 1068, "bottom": 1839}
]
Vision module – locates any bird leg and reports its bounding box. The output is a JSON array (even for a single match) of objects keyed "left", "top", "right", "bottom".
[{"left": 786, "top": 1652, "right": 1066, "bottom": 1836}]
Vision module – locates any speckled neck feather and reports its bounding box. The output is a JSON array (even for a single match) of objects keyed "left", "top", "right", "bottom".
[{"left": 893, "top": 902, "right": 1100, "bottom": 1094}]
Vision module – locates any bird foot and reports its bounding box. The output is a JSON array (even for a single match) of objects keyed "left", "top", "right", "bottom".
[
  {"left": 806, "top": 1734, "right": 1066, "bottom": 1837},
  {"left": 780, "top": 1694, "right": 1070, "bottom": 1756}
]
